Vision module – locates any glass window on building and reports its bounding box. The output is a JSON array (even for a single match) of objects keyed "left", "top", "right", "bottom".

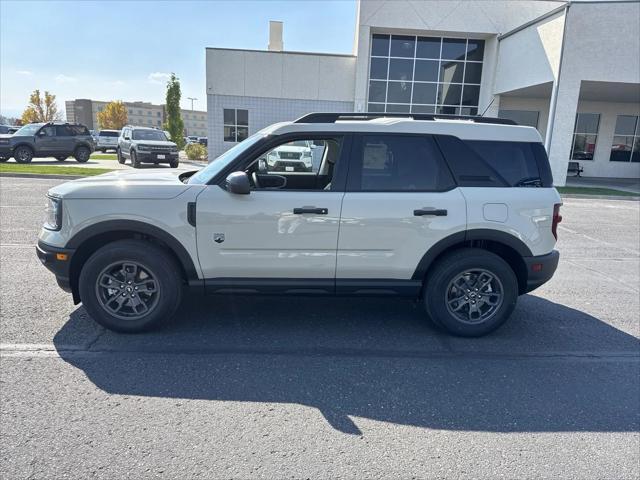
[
  {"left": 223, "top": 108, "right": 249, "bottom": 142},
  {"left": 610, "top": 115, "right": 640, "bottom": 162},
  {"left": 368, "top": 34, "right": 484, "bottom": 115},
  {"left": 570, "top": 113, "right": 600, "bottom": 161},
  {"left": 498, "top": 109, "right": 540, "bottom": 128}
]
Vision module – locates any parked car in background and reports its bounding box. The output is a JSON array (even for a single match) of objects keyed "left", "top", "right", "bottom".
[
  {"left": 0, "top": 125, "right": 18, "bottom": 134},
  {"left": 197, "top": 137, "right": 208, "bottom": 146},
  {"left": 96, "top": 129, "right": 120, "bottom": 152},
  {"left": 0, "top": 122, "right": 94, "bottom": 163},
  {"left": 117, "top": 125, "right": 179, "bottom": 168},
  {"left": 265, "top": 139, "right": 314, "bottom": 172}
]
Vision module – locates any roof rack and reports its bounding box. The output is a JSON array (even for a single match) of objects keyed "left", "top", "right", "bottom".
[{"left": 294, "top": 112, "right": 517, "bottom": 126}]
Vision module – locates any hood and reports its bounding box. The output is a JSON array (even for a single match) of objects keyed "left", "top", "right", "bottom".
[
  {"left": 277, "top": 145, "right": 309, "bottom": 153},
  {"left": 133, "top": 140, "right": 176, "bottom": 147},
  {"left": 48, "top": 169, "right": 200, "bottom": 200}
]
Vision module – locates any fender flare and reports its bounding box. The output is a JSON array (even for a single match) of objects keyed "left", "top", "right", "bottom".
[
  {"left": 65, "top": 219, "right": 200, "bottom": 282},
  {"left": 411, "top": 229, "right": 533, "bottom": 280}
]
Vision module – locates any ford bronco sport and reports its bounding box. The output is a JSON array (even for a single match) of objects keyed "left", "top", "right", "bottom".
[
  {"left": 0, "top": 122, "right": 94, "bottom": 163},
  {"left": 117, "top": 126, "right": 179, "bottom": 168},
  {"left": 37, "top": 113, "right": 561, "bottom": 337}
]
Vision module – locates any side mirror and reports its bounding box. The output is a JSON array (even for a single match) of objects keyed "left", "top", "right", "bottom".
[
  {"left": 225, "top": 171, "right": 251, "bottom": 195},
  {"left": 37, "top": 130, "right": 46, "bottom": 136},
  {"left": 123, "top": 135, "right": 130, "bottom": 140}
]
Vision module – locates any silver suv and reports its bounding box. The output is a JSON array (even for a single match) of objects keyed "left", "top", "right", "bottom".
[
  {"left": 37, "top": 113, "right": 561, "bottom": 337},
  {"left": 116, "top": 126, "right": 179, "bottom": 168}
]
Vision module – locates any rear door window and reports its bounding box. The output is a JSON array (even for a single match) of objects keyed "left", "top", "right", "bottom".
[{"left": 349, "top": 135, "right": 455, "bottom": 192}]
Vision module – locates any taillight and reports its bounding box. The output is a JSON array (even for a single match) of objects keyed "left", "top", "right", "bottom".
[{"left": 552, "top": 203, "right": 562, "bottom": 240}]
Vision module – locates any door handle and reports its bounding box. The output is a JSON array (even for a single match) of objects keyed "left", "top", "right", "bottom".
[
  {"left": 293, "top": 207, "right": 328, "bottom": 215},
  {"left": 414, "top": 208, "right": 447, "bottom": 216}
]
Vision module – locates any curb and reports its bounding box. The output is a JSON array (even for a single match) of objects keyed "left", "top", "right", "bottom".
[
  {"left": 0, "top": 172, "right": 86, "bottom": 180},
  {"left": 560, "top": 193, "right": 640, "bottom": 201}
]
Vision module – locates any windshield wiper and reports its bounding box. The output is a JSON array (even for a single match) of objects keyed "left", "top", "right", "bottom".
[{"left": 515, "top": 177, "right": 542, "bottom": 187}]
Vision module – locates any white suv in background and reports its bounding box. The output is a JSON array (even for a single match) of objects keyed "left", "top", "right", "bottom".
[
  {"left": 37, "top": 112, "right": 561, "bottom": 337},
  {"left": 95, "top": 129, "right": 120, "bottom": 152}
]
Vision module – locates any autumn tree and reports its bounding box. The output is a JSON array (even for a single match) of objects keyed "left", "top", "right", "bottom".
[
  {"left": 164, "top": 73, "right": 185, "bottom": 150},
  {"left": 97, "top": 101, "right": 128, "bottom": 129},
  {"left": 21, "top": 90, "right": 61, "bottom": 124}
]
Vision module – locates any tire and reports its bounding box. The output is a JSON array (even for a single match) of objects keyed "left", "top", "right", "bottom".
[
  {"left": 78, "top": 239, "right": 183, "bottom": 333},
  {"left": 13, "top": 145, "right": 34, "bottom": 163},
  {"left": 56, "top": 156, "right": 67, "bottom": 162},
  {"left": 74, "top": 145, "right": 91, "bottom": 163},
  {"left": 116, "top": 148, "right": 125, "bottom": 164},
  {"left": 131, "top": 150, "right": 140, "bottom": 168},
  {"left": 170, "top": 160, "right": 179, "bottom": 168},
  {"left": 0, "top": 157, "right": 8, "bottom": 163},
  {"left": 423, "top": 248, "right": 518, "bottom": 337}
]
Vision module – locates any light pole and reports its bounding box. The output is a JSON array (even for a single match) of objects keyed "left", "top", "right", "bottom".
[{"left": 187, "top": 97, "right": 198, "bottom": 111}]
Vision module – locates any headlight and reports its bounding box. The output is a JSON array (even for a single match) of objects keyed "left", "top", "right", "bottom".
[
  {"left": 137, "top": 144, "right": 150, "bottom": 152},
  {"left": 171, "top": 146, "right": 178, "bottom": 152},
  {"left": 44, "top": 195, "right": 62, "bottom": 231}
]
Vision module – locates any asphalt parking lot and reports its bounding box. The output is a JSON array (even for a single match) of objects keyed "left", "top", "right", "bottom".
[{"left": 1, "top": 176, "right": 638, "bottom": 479}]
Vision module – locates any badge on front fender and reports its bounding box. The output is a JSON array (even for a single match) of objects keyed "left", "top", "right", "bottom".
[{"left": 213, "top": 233, "right": 225, "bottom": 244}]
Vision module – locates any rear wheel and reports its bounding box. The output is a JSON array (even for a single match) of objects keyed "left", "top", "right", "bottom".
[
  {"left": 423, "top": 248, "right": 518, "bottom": 337},
  {"left": 74, "top": 146, "right": 90, "bottom": 163},
  {"left": 14, "top": 146, "right": 33, "bottom": 163},
  {"left": 78, "top": 240, "right": 183, "bottom": 333}
]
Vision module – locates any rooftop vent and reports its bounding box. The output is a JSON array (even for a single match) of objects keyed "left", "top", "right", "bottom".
[{"left": 268, "top": 20, "right": 283, "bottom": 52}]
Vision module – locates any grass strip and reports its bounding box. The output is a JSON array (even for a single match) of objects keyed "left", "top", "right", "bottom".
[
  {"left": 0, "top": 164, "right": 113, "bottom": 176},
  {"left": 557, "top": 186, "right": 638, "bottom": 197}
]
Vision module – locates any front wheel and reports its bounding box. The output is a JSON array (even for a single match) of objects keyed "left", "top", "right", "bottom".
[
  {"left": 0, "top": 157, "right": 8, "bottom": 163},
  {"left": 14, "top": 146, "right": 34, "bottom": 163},
  {"left": 170, "top": 160, "right": 179, "bottom": 168},
  {"left": 74, "top": 146, "right": 90, "bottom": 163},
  {"left": 423, "top": 248, "right": 518, "bottom": 337},
  {"left": 131, "top": 150, "right": 140, "bottom": 168},
  {"left": 116, "top": 148, "right": 125, "bottom": 164},
  {"left": 78, "top": 240, "right": 183, "bottom": 333}
]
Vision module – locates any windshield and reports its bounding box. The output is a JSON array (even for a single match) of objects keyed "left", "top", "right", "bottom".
[
  {"left": 99, "top": 131, "right": 120, "bottom": 137},
  {"left": 132, "top": 129, "right": 168, "bottom": 141},
  {"left": 15, "top": 124, "right": 42, "bottom": 136},
  {"left": 188, "top": 133, "right": 265, "bottom": 184}
]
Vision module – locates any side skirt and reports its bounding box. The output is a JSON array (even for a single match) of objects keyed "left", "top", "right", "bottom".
[{"left": 202, "top": 278, "right": 422, "bottom": 297}]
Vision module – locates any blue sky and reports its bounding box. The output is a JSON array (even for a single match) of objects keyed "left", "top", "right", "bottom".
[{"left": 0, "top": 0, "right": 357, "bottom": 118}]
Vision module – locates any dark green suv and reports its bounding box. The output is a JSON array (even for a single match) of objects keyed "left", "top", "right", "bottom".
[{"left": 0, "top": 122, "right": 95, "bottom": 163}]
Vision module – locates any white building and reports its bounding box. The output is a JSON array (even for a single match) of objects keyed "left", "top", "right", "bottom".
[{"left": 206, "top": 1, "right": 640, "bottom": 185}]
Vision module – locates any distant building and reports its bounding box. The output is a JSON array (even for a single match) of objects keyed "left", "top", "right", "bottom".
[
  {"left": 65, "top": 99, "right": 208, "bottom": 137},
  {"left": 206, "top": 1, "right": 640, "bottom": 185}
]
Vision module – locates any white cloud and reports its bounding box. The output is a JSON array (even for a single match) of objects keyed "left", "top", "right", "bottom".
[
  {"left": 16, "top": 70, "right": 32, "bottom": 76},
  {"left": 148, "top": 72, "right": 171, "bottom": 84},
  {"left": 109, "top": 80, "right": 125, "bottom": 86},
  {"left": 55, "top": 74, "right": 77, "bottom": 83}
]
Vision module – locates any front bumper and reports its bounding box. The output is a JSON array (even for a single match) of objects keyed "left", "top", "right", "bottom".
[
  {"left": 523, "top": 250, "right": 560, "bottom": 293},
  {"left": 270, "top": 161, "right": 312, "bottom": 172},
  {"left": 137, "top": 151, "right": 179, "bottom": 163},
  {"left": 36, "top": 240, "right": 75, "bottom": 293}
]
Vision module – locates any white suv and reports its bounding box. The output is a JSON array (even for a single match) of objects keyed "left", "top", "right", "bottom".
[{"left": 37, "top": 113, "right": 561, "bottom": 337}]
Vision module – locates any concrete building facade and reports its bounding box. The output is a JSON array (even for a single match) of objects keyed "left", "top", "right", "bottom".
[
  {"left": 65, "top": 99, "right": 208, "bottom": 137},
  {"left": 205, "top": 0, "right": 640, "bottom": 185}
]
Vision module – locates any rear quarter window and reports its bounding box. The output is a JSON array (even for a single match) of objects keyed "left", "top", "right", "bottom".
[{"left": 436, "top": 136, "right": 553, "bottom": 187}]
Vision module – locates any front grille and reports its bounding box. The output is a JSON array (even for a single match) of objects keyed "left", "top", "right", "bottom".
[
  {"left": 141, "top": 145, "right": 172, "bottom": 152},
  {"left": 276, "top": 161, "right": 302, "bottom": 168},
  {"left": 279, "top": 151, "right": 301, "bottom": 160}
]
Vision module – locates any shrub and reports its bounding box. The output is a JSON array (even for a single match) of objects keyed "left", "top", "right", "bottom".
[{"left": 185, "top": 143, "right": 207, "bottom": 160}]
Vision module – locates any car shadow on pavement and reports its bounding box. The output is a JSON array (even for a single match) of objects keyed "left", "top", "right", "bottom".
[{"left": 53, "top": 294, "right": 640, "bottom": 435}]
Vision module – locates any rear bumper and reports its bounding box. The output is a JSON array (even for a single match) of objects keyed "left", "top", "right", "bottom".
[
  {"left": 36, "top": 240, "right": 75, "bottom": 293},
  {"left": 523, "top": 250, "right": 560, "bottom": 293}
]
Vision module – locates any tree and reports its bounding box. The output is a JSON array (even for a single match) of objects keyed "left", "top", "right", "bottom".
[
  {"left": 97, "top": 101, "right": 128, "bottom": 129},
  {"left": 164, "top": 73, "right": 185, "bottom": 150},
  {"left": 21, "top": 90, "right": 61, "bottom": 124}
]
